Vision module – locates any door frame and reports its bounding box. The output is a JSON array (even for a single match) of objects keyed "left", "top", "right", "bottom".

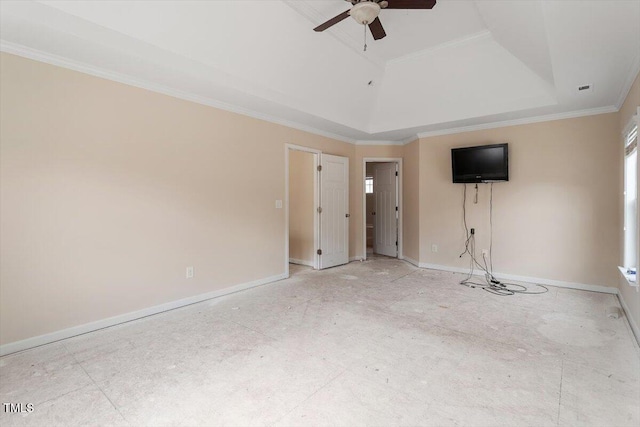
[
  {"left": 362, "top": 157, "right": 403, "bottom": 261},
  {"left": 285, "top": 144, "right": 321, "bottom": 278}
]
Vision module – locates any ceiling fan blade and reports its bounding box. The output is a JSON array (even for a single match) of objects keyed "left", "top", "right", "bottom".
[
  {"left": 385, "top": 0, "right": 437, "bottom": 9},
  {"left": 368, "top": 17, "right": 387, "bottom": 40},
  {"left": 313, "top": 10, "right": 351, "bottom": 32}
]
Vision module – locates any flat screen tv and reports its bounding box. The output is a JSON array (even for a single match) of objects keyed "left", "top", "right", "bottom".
[{"left": 451, "top": 143, "right": 509, "bottom": 183}]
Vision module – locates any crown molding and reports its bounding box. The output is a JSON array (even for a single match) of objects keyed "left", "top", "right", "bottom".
[
  {"left": 1, "top": 41, "right": 629, "bottom": 148},
  {"left": 400, "top": 134, "right": 419, "bottom": 145},
  {"left": 354, "top": 133, "right": 417, "bottom": 146},
  {"left": 416, "top": 105, "right": 619, "bottom": 139},
  {"left": 615, "top": 53, "right": 640, "bottom": 110},
  {"left": 0, "top": 40, "right": 359, "bottom": 145},
  {"left": 354, "top": 139, "right": 405, "bottom": 146}
]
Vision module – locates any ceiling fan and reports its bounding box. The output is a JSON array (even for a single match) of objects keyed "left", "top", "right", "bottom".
[{"left": 314, "top": 0, "right": 437, "bottom": 42}]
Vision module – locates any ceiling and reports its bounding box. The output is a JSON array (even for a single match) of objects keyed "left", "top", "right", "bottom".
[{"left": 1, "top": 0, "right": 639, "bottom": 144}]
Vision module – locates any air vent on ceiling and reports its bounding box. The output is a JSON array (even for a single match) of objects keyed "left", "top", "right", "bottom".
[{"left": 577, "top": 83, "right": 593, "bottom": 93}]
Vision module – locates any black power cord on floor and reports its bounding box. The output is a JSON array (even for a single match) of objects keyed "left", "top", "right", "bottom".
[{"left": 458, "top": 183, "right": 548, "bottom": 296}]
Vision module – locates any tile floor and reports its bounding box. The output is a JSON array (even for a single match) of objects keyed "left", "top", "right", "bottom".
[{"left": 1, "top": 257, "right": 639, "bottom": 426}]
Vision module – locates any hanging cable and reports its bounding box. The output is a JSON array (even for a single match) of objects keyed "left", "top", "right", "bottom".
[
  {"left": 459, "top": 184, "right": 486, "bottom": 272},
  {"left": 458, "top": 182, "right": 548, "bottom": 296},
  {"left": 489, "top": 183, "right": 494, "bottom": 275},
  {"left": 462, "top": 184, "right": 468, "bottom": 236}
]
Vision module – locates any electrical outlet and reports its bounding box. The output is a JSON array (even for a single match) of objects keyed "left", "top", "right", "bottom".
[
  {"left": 431, "top": 244, "right": 438, "bottom": 253},
  {"left": 186, "top": 266, "right": 194, "bottom": 279}
]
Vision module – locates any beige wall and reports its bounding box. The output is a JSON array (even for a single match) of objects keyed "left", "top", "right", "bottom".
[
  {"left": 288, "top": 150, "right": 315, "bottom": 264},
  {"left": 618, "top": 72, "right": 640, "bottom": 335},
  {"left": 1, "top": 50, "right": 635, "bottom": 349},
  {"left": 418, "top": 113, "right": 621, "bottom": 287},
  {"left": 0, "top": 53, "right": 356, "bottom": 345},
  {"left": 403, "top": 139, "right": 420, "bottom": 262}
]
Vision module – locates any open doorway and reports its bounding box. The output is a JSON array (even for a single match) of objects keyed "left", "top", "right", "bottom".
[
  {"left": 285, "top": 145, "right": 350, "bottom": 277},
  {"left": 362, "top": 158, "right": 403, "bottom": 260},
  {"left": 286, "top": 145, "right": 320, "bottom": 276}
]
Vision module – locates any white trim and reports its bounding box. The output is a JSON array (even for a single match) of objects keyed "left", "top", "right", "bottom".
[
  {"left": 617, "top": 292, "right": 640, "bottom": 346},
  {"left": 399, "top": 135, "right": 419, "bottom": 145},
  {"left": 350, "top": 256, "right": 365, "bottom": 262},
  {"left": 615, "top": 53, "right": 640, "bottom": 110},
  {"left": 416, "top": 106, "right": 618, "bottom": 139},
  {"left": 401, "top": 256, "right": 420, "bottom": 268},
  {"left": 0, "top": 41, "right": 640, "bottom": 149},
  {"left": 618, "top": 266, "right": 638, "bottom": 287},
  {"left": 355, "top": 140, "right": 405, "bottom": 146},
  {"left": 0, "top": 273, "right": 287, "bottom": 357},
  {"left": 416, "top": 262, "right": 617, "bottom": 294},
  {"left": 285, "top": 147, "right": 290, "bottom": 279},
  {"left": 0, "top": 41, "right": 357, "bottom": 146},
  {"left": 289, "top": 258, "right": 314, "bottom": 268},
  {"left": 405, "top": 259, "right": 638, "bottom": 344},
  {"left": 285, "top": 143, "right": 322, "bottom": 155},
  {"left": 1, "top": 41, "right": 630, "bottom": 148},
  {"left": 285, "top": 144, "right": 321, "bottom": 275}
]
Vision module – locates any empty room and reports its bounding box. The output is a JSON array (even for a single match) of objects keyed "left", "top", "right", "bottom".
[{"left": 1, "top": 1, "right": 639, "bottom": 426}]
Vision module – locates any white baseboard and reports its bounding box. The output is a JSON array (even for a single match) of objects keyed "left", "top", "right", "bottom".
[
  {"left": 289, "top": 258, "right": 314, "bottom": 267},
  {"left": 0, "top": 273, "right": 287, "bottom": 357},
  {"left": 617, "top": 292, "right": 640, "bottom": 346},
  {"left": 401, "top": 256, "right": 420, "bottom": 268},
  {"left": 350, "top": 256, "right": 365, "bottom": 262},
  {"left": 416, "top": 262, "right": 618, "bottom": 294},
  {"left": 2, "top": 259, "right": 629, "bottom": 356},
  {"left": 411, "top": 260, "right": 637, "bottom": 341}
]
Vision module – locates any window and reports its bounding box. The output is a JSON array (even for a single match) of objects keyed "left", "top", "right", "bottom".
[
  {"left": 365, "top": 177, "right": 373, "bottom": 194},
  {"left": 623, "top": 119, "right": 638, "bottom": 270}
]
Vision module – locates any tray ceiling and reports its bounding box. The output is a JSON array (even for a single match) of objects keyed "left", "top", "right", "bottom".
[{"left": 1, "top": 0, "right": 638, "bottom": 143}]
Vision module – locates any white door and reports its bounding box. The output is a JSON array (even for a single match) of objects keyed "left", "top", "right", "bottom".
[
  {"left": 373, "top": 163, "right": 398, "bottom": 257},
  {"left": 319, "top": 154, "right": 349, "bottom": 269}
]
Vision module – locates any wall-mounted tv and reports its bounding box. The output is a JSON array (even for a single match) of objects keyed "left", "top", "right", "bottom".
[{"left": 451, "top": 143, "right": 509, "bottom": 183}]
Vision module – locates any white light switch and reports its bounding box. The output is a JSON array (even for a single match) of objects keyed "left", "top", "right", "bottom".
[{"left": 275, "top": 200, "right": 283, "bottom": 209}]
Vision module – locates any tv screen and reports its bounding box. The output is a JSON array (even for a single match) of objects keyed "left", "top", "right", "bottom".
[{"left": 451, "top": 143, "right": 509, "bottom": 183}]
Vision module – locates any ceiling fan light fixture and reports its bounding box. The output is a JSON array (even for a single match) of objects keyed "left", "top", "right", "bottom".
[{"left": 349, "top": 1, "right": 381, "bottom": 25}]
